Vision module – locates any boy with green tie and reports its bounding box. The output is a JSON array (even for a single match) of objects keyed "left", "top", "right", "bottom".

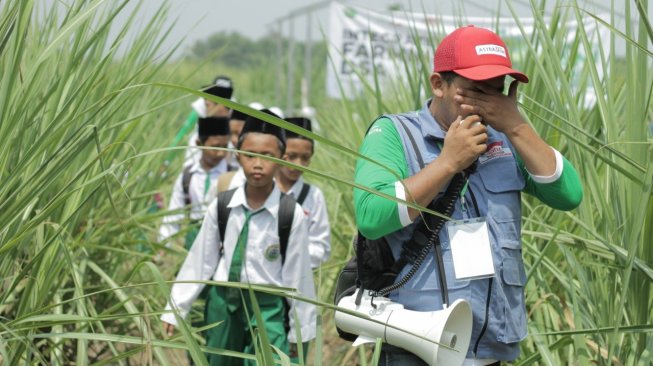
[
  {"left": 159, "top": 116, "right": 231, "bottom": 250},
  {"left": 162, "top": 110, "right": 316, "bottom": 365}
]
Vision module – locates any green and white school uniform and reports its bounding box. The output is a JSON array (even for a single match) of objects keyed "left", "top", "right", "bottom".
[
  {"left": 161, "top": 185, "right": 316, "bottom": 365},
  {"left": 158, "top": 158, "right": 228, "bottom": 248}
]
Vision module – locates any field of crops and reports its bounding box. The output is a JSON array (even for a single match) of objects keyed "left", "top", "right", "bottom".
[{"left": 1, "top": 0, "right": 652, "bottom": 365}]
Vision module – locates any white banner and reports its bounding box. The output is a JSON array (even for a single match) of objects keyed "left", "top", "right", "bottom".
[
  {"left": 326, "top": 2, "right": 609, "bottom": 103},
  {"left": 326, "top": 1, "right": 433, "bottom": 98}
]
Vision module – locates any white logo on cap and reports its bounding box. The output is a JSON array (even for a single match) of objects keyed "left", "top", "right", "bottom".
[{"left": 475, "top": 44, "right": 507, "bottom": 57}]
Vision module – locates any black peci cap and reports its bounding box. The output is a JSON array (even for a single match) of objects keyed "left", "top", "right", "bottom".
[
  {"left": 204, "top": 75, "right": 233, "bottom": 99},
  {"left": 284, "top": 117, "right": 312, "bottom": 139},
  {"left": 239, "top": 109, "right": 286, "bottom": 146},
  {"left": 230, "top": 108, "right": 248, "bottom": 122},
  {"left": 198, "top": 116, "right": 230, "bottom": 136}
]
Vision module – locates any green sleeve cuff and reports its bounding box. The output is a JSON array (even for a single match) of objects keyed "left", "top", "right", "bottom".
[{"left": 520, "top": 155, "right": 583, "bottom": 211}]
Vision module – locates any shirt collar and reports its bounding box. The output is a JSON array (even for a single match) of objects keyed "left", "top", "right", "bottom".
[
  {"left": 188, "top": 160, "right": 203, "bottom": 174},
  {"left": 286, "top": 177, "right": 305, "bottom": 198},
  {"left": 189, "top": 158, "right": 227, "bottom": 175},
  {"left": 210, "top": 159, "right": 227, "bottom": 174},
  {"left": 228, "top": 183, "right": 282, "bottom": 216},
  {"left": 192, "top": 97, "right": 207, "bottom": 118},
  {"left": 418, "top": 99, "right": 446, "bottom": 141}
]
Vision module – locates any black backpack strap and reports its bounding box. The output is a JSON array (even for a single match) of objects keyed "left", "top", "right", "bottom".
[
  {"left": 217, "top": 188, "right": 237, "bottom": 244},
  {"left": 296, "top": 183, "right": 311, "bottom": 205},
  {"left": 181, "top": 165, "right": 194, "bottom": 206},
  {"left": 277, "top": 192, "right": 297, "bottom": 265}
]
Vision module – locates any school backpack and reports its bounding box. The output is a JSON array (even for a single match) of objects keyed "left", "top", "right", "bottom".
[
  {"left": 181, "top": 165, "right": 194, "bottom": 206},
  {"left": 182, "top": 163, "right": 243, "bottom": 205}
]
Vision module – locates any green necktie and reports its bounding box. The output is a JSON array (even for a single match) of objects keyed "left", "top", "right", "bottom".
[
  {"left": 225, "top": 208, "right": 263, "bottom": 312},
  {"left": 203, "top": 173, "right": 211, "bottom": 198}
]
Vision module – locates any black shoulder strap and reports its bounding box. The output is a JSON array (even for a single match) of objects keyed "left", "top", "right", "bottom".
[
  {"left": 277, "top": 192, "right": 297, "bottom": 265},
  {"left": 217, "top": 188, "right": 237, "bottom": 242},
  {"left": 393, "top": 116, "right": 425, "bottom": 169},
  {"left": 181, "top": 165, "right": 194, "bottom": 206},
  {"left": 296, "top": 183, "right": 311, "bottom": 205},
  {"left": 367, "top": 115, "right": 425, "bottom": 169}
]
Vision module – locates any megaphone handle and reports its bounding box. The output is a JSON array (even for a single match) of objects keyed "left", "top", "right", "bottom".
[{"left": 434, "top": 240, "right": 449, "bottom": 307}]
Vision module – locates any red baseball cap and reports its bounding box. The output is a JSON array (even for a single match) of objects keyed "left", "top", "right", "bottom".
[{"left": 434, "top": 25, "right": 528, "bottom": 83}]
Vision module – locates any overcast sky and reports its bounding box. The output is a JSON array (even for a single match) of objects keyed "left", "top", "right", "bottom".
[{"left": 110, "top": 0, "right": 634, "bottom": 58}]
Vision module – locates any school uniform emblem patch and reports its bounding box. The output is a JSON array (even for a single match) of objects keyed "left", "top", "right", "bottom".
[
  {"left": 479, "top": 141, "right": 513, "bottom": 164},
  {"left": 264, "top": 244, "right": 281, "bottom": 261}
]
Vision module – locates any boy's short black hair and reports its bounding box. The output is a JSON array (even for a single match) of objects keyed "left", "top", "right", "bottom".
[{"left": 237, "top": 109, "right": 286, "bottom": 155}]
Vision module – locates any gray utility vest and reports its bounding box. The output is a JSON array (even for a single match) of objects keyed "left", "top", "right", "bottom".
[{"left": 381, "top": 100, "right": 527, "bottom": 360}]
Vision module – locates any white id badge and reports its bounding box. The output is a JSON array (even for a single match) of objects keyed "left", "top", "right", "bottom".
[{"left": 445, "top": 217, "right": 495, "bottom": 280}]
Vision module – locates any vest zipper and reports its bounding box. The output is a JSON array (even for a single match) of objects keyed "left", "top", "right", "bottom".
[
  {"left": 468, "top": 184, "right": 490, "bottom": 356},
  {"left": 473, "top": 277, "right": 493, "bottom": 356}
]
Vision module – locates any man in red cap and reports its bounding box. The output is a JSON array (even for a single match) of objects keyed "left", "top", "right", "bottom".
[{"left": 353, "top": 26, "right": 583, "bottom": 364}]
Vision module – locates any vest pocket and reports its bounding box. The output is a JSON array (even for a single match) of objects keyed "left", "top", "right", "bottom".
[
  {"left": 497, "top": 253, "right": 527, "bottom": 343},
  {"left": 477, "top": 156, "right": 525, "bottom": 194},
  {"left": 488, "top": 214, "right": 521, "bottom": 248},
  {"left": 478, "top": 158, "right": 524, "bottom": 246}
]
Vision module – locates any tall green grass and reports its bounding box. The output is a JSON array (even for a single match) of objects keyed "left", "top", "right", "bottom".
[
  {"left": 308, "top": 1, "right": 653, "bottom": 365},
  {"left": 0, "top": 0, "right": 203, "bottom": 364},
  {"left": 1, "top": 0, "right": 651, "bottom": 365}
]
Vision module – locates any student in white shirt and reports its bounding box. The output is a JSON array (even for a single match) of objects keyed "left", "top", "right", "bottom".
[
  {"left": 159, "top": 116, "right": 230, "bottom": 250},
  {"left": 183, "top": 76, "right": 234, "bottom": 167},
  {"left": 225, "top": 108, "right": 247, "bottom": 171},
  {"left": 161, "top": 111, "right": 316, "bottom": 366},
  {"left": 276, "top": 116, "right": 331, "bottom": 268},
  {"left": 217, "top": 102, "right": 265, "bottom": 192}
]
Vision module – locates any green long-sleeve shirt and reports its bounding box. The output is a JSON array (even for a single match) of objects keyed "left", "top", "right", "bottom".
[{"left": 354, "top": 117, "right": 583, "bottom": 239}]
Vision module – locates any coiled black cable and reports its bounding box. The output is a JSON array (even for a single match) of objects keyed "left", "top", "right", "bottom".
[{"left": 369, "top": 170, "right": 470, "bottom": 299}]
